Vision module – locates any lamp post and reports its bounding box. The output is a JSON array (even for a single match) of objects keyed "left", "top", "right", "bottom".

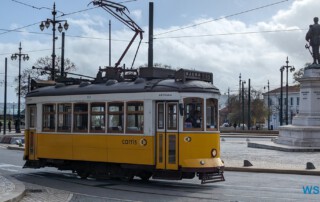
[
  {"left": 11, "top": 42, "right": 29, "bottom": 133},
  {"left": 264, "top": 80, "right": 270, "bottom": 130},
  {"left": 239, "top": 73, "right": 241, "bottom": 127},
  {"left": 241, "top": 80, "right": 246, "bottom": 130},
  {"left": 279, "top": 66, "right": 284, "bottom": 126},
  {"left": 39, "top": 3, "right": 69, "bottom": 81},
  {"left": 282, "top": 57, "right": 295, "bottom": 125}
]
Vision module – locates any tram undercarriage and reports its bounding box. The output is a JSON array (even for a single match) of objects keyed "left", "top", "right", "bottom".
[{"left": 24, "top": 159, "right": 224, "bottom": 184}]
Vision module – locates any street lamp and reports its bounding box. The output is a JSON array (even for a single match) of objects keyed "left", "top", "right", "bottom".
[
  {"left": 264, "top": 80, "right": 270, "bottom": 130},
  {"left": 241, "top": 80, "right": 246, "bottom": 130},
  {"left": 279, "top": 66, "right": 284, "bottom": 126},
  {"left": 11, "top": 42, "right": 29, "bottom": 133},
  {"left": 282, "top": 57, "right": 295, "bottom": 125},
  {"left": 39, "top": 3, "right": 69, "bottom": 81}
]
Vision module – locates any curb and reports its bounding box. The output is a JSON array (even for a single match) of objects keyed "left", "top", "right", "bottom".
[
  {"left": 7, "top": 146, "right": 25, "bottom": 151},
  {"left": 225, "top": 167, "right": 320, "bottom": 176},
  {"left": 2, "top": 176, "right": 26, "bottom": 202}
]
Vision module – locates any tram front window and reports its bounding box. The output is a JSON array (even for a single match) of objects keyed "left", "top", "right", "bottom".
[
  {"left": 206, "top": 98, "right": 218, "bottom": 130},
  {"left": 184, "top": 98, "right": 203, "bottom": 131}
]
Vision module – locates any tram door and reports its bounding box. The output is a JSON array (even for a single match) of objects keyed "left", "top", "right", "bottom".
[
  {"left": 26, "top": 105, "right": 37, "bottom": 160},
  {"left": 156, "top": 102, "right": 179, "bottom": 170}
]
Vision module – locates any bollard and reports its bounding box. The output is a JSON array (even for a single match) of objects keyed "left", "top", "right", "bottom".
[
  {"left": 244, "top": 160, "right": 253, "bottom": 167},
  {"left": 306, "top": 162, "right": 316, "bottom": 169}
]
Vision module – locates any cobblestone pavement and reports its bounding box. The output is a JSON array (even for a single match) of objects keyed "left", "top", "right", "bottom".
[
  {"left": 0, "top": 176, "right": 15, "bottom": 200},
  {"left": 20, "top": 183, "right": 73, "bottom": 202},
  {"left": 221, "top": 138, "right": 320, "bottom": 171}
]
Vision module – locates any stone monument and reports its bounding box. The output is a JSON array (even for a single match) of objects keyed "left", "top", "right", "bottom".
[{"left": 276, "top": 17, "right": 320, "bottom": 147}]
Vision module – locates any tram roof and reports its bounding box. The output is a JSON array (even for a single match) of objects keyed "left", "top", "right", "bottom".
[{"left": 26, "top": 78, "right": 220, "bottom": 97}]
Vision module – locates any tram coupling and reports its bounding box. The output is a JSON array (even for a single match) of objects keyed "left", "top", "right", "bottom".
[{"left": 198, "top": 171, "right": 225, "bottom": 184}]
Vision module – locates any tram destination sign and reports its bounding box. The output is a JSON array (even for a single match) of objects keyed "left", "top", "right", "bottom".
[{"left": 175, "top": 69, "right": 213, "bottom": 83}]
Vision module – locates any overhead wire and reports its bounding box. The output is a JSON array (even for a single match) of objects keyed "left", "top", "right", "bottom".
[
  {"left": 154, "top": 28, "right": 305, "bottom": 40},
  {"left": 154, "top": 0, "right": 289, "bottom": 36}
]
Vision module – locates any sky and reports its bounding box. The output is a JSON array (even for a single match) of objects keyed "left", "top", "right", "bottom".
[{"left": 0, "top": 0, "right": 318, "bottom": 103}]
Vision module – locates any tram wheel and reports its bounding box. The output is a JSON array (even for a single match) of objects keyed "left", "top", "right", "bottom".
[
  {"left": 77, "top": 170, "right": 90, "bottom": 179},
  {"left": 120, "top": 174, "right": 134, "bottom": 182},
  {"left": 138, "top": 172, "right": 152, "bottom": 181}
]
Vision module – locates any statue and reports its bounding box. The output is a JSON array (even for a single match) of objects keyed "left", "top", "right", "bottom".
[{"left": 306, "top": 17, "right": 320, "bottom": 64}]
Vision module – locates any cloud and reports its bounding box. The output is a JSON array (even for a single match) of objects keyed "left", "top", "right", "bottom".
[
  {"left": 1, "top": 0, "right": 318, "bottom": 103},
  {"left": 131, "top": 9, "right": 142, "bottom": 21}
]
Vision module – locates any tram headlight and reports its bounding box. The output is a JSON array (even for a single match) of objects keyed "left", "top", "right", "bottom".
[{"left": 211, "top": 149, "right": 217, "bottom": 158}]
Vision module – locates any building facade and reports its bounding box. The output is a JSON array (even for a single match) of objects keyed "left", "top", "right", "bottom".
[{"left": 263, "top": 86, "right": 300, "bottom": 130}]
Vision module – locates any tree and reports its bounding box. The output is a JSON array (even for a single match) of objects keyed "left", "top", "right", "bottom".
[
  {"left": 225, "top": 89, "right": 267, "bottom": 129},
  {"left": 14, "top": 56, "right": 76, "bottom": 97},
  {"left": 292, "top": 63, "right": 310, "bottom": 84}
]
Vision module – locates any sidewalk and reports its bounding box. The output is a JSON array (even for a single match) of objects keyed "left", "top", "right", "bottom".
[{"left": 0, "top": 133, "right": 320, "bottom": 201}]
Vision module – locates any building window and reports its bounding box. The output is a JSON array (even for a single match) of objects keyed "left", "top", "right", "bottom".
[
  {"left": 74, "top": 103, "right": 88, "bottom": 132},
  {"left": 108, "top": 102, "right": 124, "bottom": 133},
  {"left": 90, "top": 103, "right": 105, "bottom": 133},
  {"left": 43, "top": 104, "right": 55, "bottom": 132},
  {"left": 290, "top": 97, "right": 293, "bottom": 106},
  {"left": 297, "top": 97, "right": 300, "bottom": 106},
  {"left": 184, "top": 97, "right": 203, "bottom": 131},
  {"left": 126, "top": 102, "right": 144, "bottom": 133},
  {"left": 57, "top": 103, "right": 72, "bottom": 132},
  {"left": 206, "top": 98, "right": 218, "bottom": 130}
]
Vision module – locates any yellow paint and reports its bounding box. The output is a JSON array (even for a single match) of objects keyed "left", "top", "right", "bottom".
[
  {"left": 23, "top": 129, "right": 29, "bottom": 160},
  {"left": 34, "top": 133, "right": 154, "bottom": 165},
  {"left": 179, "top": 132, "right": 223, "bottom": 168},
  {"left": 30, "top": 131, "right": 223, "bottom": 170},
  {"left": 107, "top": 135, "right": 154, "bottom": 165},
  {"left": 37, "top": 134, "right": 73, "bottom": 160}
]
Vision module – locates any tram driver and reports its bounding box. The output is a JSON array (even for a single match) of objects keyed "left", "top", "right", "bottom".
[{"left": 185, "top": 109, "right": 201, "bottom": 128}]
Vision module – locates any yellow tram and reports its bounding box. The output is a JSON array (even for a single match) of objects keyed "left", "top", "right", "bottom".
[{"left": 23, "top": 67, "right": 224, "bottom": 184}]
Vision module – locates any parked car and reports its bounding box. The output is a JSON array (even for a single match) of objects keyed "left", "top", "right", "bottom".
[{"left": 220, "top": 123, "right": 229, "bottom": 127}]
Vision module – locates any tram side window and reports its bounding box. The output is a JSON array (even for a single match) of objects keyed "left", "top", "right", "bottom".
[
  {"left": 126, "top": 102, "right": 144, "bottom": 133},
  {"left": 183, "top": 98, "right": 203, "bottom": 131},
  {"left": 57, "top": 103, "right": 71, "bottom": 132},
  {"left": 74, "top": 103, "right": 88, "bottom": 132},
  {"left": 43, "top": 104, "right": 56, "bottom": 132},
  {"left": 29, "top": 105, "right": 36, "bottom": 128},
  {"left": 108, "top": 102, "right": 124, "bottom": 133},
  {"left": 206, "top": 98, "right": 218, "bottom": 130},
  {"left": 90, "top": 103, "right": 105, "bottom": 133}
]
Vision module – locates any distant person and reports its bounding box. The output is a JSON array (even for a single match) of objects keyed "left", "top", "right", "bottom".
[
  {"left": 306, "top": 17, "right": 320, "bottom": 64},
  {"left": 0, "top": 121, "right": 2, "bottom": 132},
  {"left": 14, "top": 120, "right": 18, "bottom": 132},
  {"left": 8, "top": 120, "right": 11, "bottom": 132},
  {"left": 233, "top": 123, "right": 237, "bottom": 130}
]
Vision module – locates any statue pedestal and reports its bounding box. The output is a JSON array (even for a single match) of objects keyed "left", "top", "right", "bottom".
[{"left": 276, "top": 67, "right": 320, "bottom": 147}]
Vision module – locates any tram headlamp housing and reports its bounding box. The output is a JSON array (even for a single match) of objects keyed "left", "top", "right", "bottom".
[{"left": 211, "top": 149, "right": 217, "bottom": 158}]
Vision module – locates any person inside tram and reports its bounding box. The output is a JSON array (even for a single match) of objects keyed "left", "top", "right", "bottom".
[{"left": 185, "top": 109, "right": 201, "bottom": 128}]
